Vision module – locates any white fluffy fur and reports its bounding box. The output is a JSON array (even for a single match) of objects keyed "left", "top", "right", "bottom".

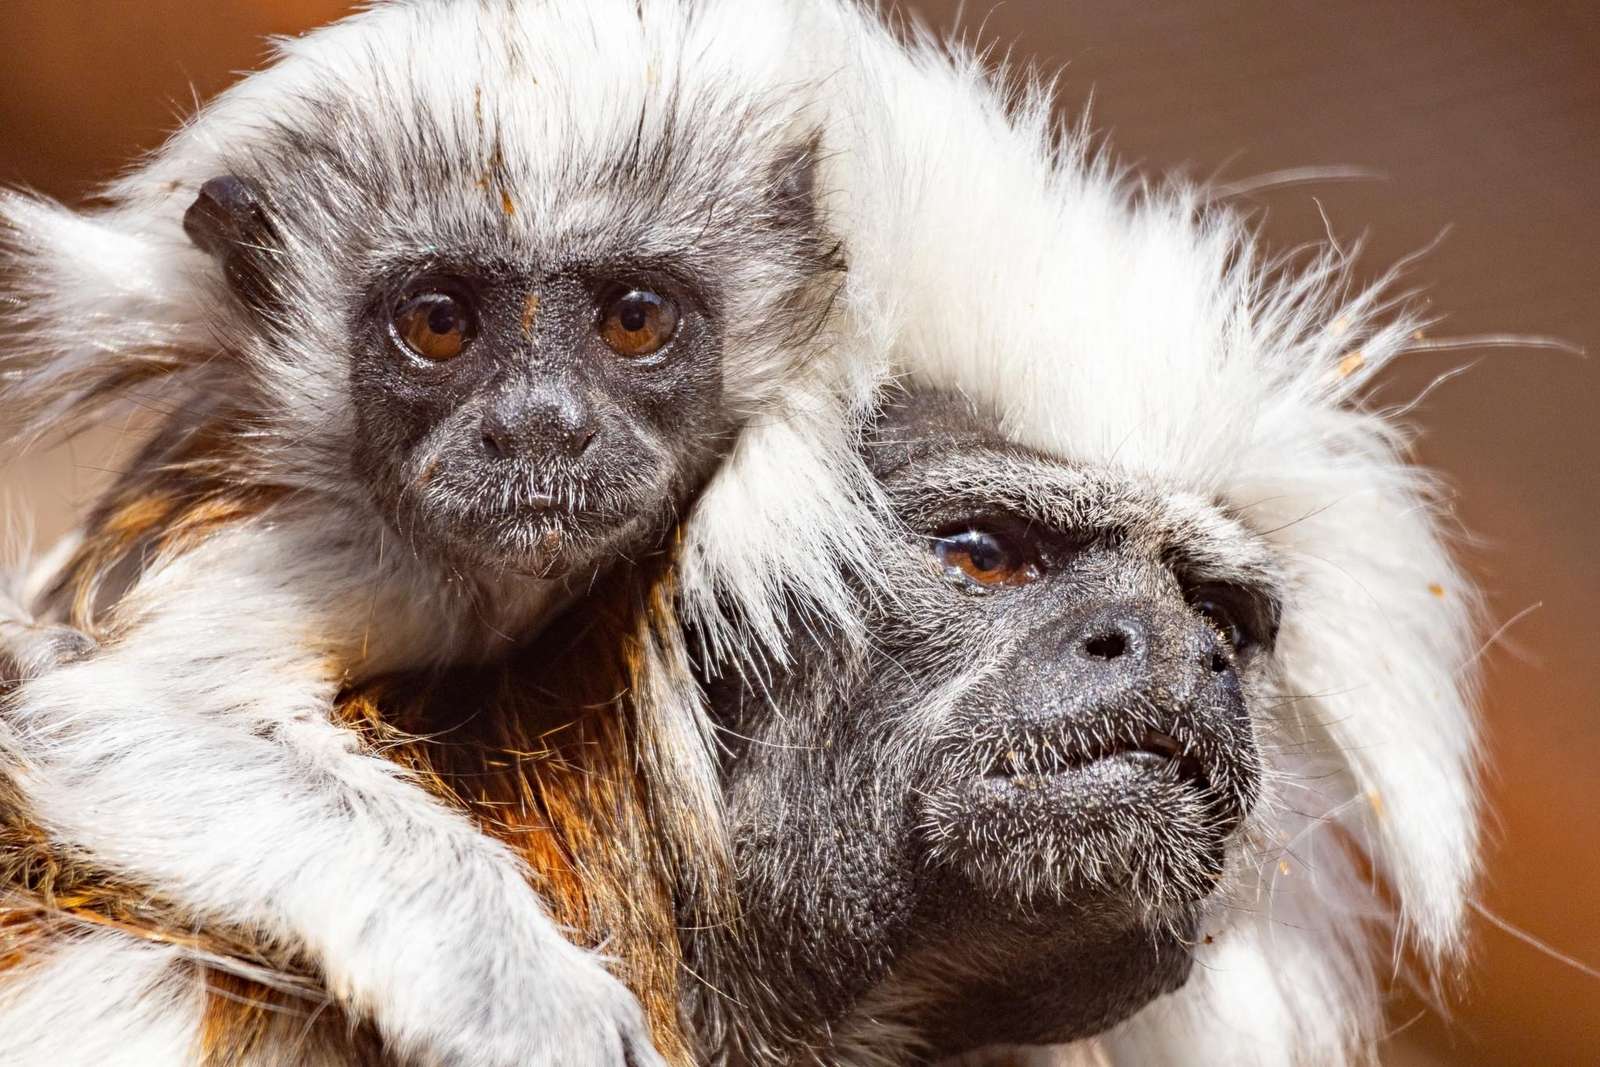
[
  {"left": 0, "top": 2, "right": 1480, "bottom": 1065},
  {"left": 9, "top": 516, "right": 670, "bottom": 1064}
]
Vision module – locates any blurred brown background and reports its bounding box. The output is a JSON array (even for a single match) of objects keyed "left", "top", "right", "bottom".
[{"left": 2, "top": 2, "right": 1595, "bottom": 1063}]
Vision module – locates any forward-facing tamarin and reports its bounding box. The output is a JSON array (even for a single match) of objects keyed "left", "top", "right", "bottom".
[{"left": 0, "top": 1, "right": 877, "bottom": 1063}]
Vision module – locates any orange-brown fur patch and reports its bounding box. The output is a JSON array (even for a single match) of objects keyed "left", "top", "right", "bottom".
[
  {"left": 41, "top": 412, "right": 289, "bottom": 636},
  {"left": 520, "top": 291, "right": 541, "bottom": 337},
  {"left": 198, "top": 969, "right": 384, "bottom": 1067}
]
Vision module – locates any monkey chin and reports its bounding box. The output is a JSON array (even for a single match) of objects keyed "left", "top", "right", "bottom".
[
  {"left": 924, "top": 753, "right": 1234, "bottom": 909},
  {"left": 401, "top": 494, "right": 662, "bottom": 582},
  {"left": 902, "top": 753, "right": 1242, "bottom": 1052},
  {"left": 887, "top": 902, "right": 1201, "bottom": 1053}
]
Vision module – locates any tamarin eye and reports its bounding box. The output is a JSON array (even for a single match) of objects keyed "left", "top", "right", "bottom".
[
  {"left": 1188, "top": 584, "right": 1255, "bottom": 654},
  {"left": 393, "top": 288, "right": 477, "bottom": 362},
  {"left": 598, "top": 288, "right": 680, "bottom": 358},
  {"left": 933, "top": 528, "right": 1040, "bottom": 589}
]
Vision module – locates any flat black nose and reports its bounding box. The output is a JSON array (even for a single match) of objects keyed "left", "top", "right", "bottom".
[
  {"left": 1059, "top": 600, "right": 1231, "bottom": 713},
  {"left": 480, "top": 387, "right": 596, "bottom": 461}
]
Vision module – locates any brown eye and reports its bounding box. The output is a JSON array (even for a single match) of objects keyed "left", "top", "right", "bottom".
[
  {"left": 598, "top": 288, "right": 679, "bottom": 358},
  {"left": 934, "top": 528, "right": 1040, "bottom": 588},
  {"left": 393, "top": 289, "right": 476, "bottom": 362}
]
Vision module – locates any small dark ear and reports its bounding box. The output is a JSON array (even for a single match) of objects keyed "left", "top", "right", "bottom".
[
  {"left": 184, "top": 175, "right": 274, "bottom": 257},
  {"left": 183, "top": 175, "right": 280, "bottom": 311},
  {"left": 768, "top": 133, "right": 822, "bottom": 230}
]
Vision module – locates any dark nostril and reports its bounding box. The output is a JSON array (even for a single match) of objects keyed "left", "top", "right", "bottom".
[
  {"left": 1069, "top": 607, "right": 1149, "bottom": 666},
  {"left": 1084, "top": 631, "right": 1127, "bottom": 660}
]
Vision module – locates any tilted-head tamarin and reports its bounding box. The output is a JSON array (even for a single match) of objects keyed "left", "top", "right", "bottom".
[
  {"left": 672, "top": 9, "right": 1482, "bottom": 1061},
  {"left": 0, "top": 2, "right": 1484, "bottom": 1065},
  {"left": 0, "top": 0, "right": 880, "bottom": 1063}
]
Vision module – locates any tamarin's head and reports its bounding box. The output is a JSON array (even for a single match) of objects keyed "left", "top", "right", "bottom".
[
  {"left": 701, "top": 389, "right": 1278, "bottom": 1056},
  {"left": 677, "top": 11, "right": 1484, "bottom": 1057},
  {"left": 3, "top": 0, "right": 840, "bottom": 580}
]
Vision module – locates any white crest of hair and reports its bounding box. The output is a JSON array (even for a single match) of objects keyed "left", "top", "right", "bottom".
[
  {"left": 671, "top": 8, "right": 893, "bottom": 677},
  {"left": 0, "top": 1, "right": 892, "bottom": 1064},
  {"left": 801, "top": 3, "right": 1480, "bottom": 1064}
]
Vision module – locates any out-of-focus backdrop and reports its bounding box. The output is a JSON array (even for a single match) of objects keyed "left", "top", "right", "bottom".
[{"left": 2, "top": 3, "right": 1595, "bottom": 1063}]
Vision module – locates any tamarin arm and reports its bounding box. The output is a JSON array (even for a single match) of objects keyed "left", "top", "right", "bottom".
[{"left": 2, "top": 522, "right": 662, "bottom": 1067}]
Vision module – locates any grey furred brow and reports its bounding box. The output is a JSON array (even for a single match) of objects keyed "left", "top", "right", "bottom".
[
  {"left": 359, "top": 248, "right": 709, "bottom": 288},
  {"left": 863, "top": 422, "right": 1011, "bottom": 484},
  {"left": 888, "top": 450, "right": 1094, "bottom": 526},
  {"left": 900, "top": 453, "right": 1283, "bottom": 591}
]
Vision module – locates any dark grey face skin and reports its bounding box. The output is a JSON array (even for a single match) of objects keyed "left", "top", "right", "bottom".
[
  {"left": 181, "top": 126, "right": 829, "bottom": 582},
  {"left": 695, "top": 389, "right": 1279, "bottom": 1061},
  {"left": 343, "top": 257, "right": 727, "bottom": 579}
]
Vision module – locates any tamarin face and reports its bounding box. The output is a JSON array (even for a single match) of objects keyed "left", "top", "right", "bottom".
[
  {"left": 331, "top": 206, "right": 742, "bottom": 580},
  {"left": 704, "top": 389, "right": 1279, "bottom": 1056},
  {"left": 343, "top": 255, "right": 724, "bottom": 578},
  {"left": 173, "top": 2, "right": 835, "bottom": 580},
  {"left": 183, "top": 150, "right": 824, "bottom": 578}
]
